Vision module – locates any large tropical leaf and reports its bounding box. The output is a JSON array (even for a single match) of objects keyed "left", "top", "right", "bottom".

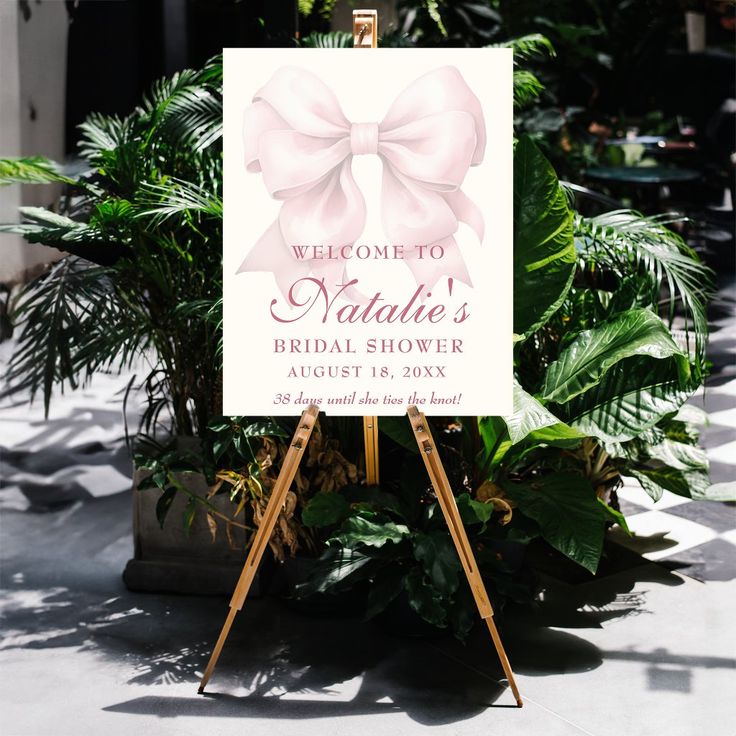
[
  {"left": 564, "top": 355, "right": 694, "bottom": 442},
  {"left": 514, "top": 135, "right": 576, "bottom": 338},
  {"left": 330, "top": 514, "right": 410, "bottom": 548},
  {"left": 628, "top": 466, "right": 710, "bottom": 502},
  {"left": 503, "top": 472, "right": 607, "bottom": 573},
  {"left": 295, "top": 548, "right": 375, "bottom": 597},
  {"left": 478, "top": 383, "right": 583, "bottom": 473},
  {"left": 607, "top": 431, "right": 734, "bottom": 501},
  {"left": 542, "top": 308, "right": 687, "bottom": 404},
  {"left": 505, "top": 382, "right": 581, "bottom": 444},
  {"left": 302, "top": 491, "right": 351, "bottom": 528}
]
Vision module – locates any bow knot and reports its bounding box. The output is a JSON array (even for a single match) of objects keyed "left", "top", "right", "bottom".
[
  {"left": 350, "top": 122, "right": 379, "bottom": 156},
  {"left": 239, "top": 66, "right": 487, "bottom": 299}
]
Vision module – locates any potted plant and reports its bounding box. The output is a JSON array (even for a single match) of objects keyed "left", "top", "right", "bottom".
[
  {"left": 0, "top": 55, "right": 362, "bottom": 595},
  {"left": 1, "top": 41, "right": 730, "bottom": 618},
  {"left": 0, "top": 58, "right": 269, "bottom": 593}
]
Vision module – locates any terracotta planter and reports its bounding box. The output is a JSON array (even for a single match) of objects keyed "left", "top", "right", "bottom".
[{"left": 123, "top": 468, "right": 270, "bottom": 596}]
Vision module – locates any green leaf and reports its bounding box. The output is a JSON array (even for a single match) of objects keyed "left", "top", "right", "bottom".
[
  {"left": 673, "top": 404, "right": 708, "bottom": 426},
  {"left": 242, "top": 420, "right": 287, "bottom": 438},
  {"left": 503, "top": 472, "right": 607, "bottom": 573},
  {"left": 379, "top": 416, "right": 419, "bottom": 453},
  {"left": 405, "top": 569, "right": 447, "bottom": 628},
  {"left": 700, "top": 482, "right": 736, "bottom": 502},
  {"left": 0, "top": 156, "right": 75, "bottom": 186},
  {"left": 525, "top": 424, "right": 585, "bottom": 447},
  {"left": 232, "top": 432, "right": 249, "bottom": 461},
  {"left": 598, "top": 498, "right": 631, "bottom": 535},
  {"left": 542, "top": 308, "right": 687, "bottom": 404},
  {"left": 302, "top": 491, "right": 351, "bottom": 528},
  {"left": 513, "top": 135, "right": 576, "bottom": 338},
  {"left": 183, "top": 497, "right": 197, "bottom": 534},
  {"left": 512, "top": 70, "right": 544, "bottom": 107},
  {"left": 478, "top": 386, "right": 583, "bottom": 473},
  {"left": 566, "top": 356, "right": 694, "bottom": 441},
  {"left": 609, "top": 432, "right": 711, "bottom": 502},
  {"left": 645, "top": 438, "right": 708, "bottom": 471},
  {"left": 504, "top": 382, "right": 581, "bottom": 444},
  {"left": 341, "top": 485, "right": 404, "bottom": 516},
  {"left": 575, "top": 210, "right": 713, "bottom": 361},
  {"left": 330, "top": 514, "right": 410, "bottom": 549},
  {"left": 212, "top": 435, "right": 232, "bottom": 462},
  {"left": 300, "top": 31, "right": 353, "bottom": 47},
  {"left": 629, "top": 466, "right": 711, "bottom": 501},
  {"left": 478, "top": 416, "right": 512, "bottom": 471},
  {"left": 155, "top": 487, "right": 178, "bottom": 529},
  {"left": 494, "top": 33, "right": 555, "bottom": 61},
  {"left": 412, "top": 531, "right": 461, "bottom": 595},
  {"left": 365, "top": 568, "right": 406, "bottom": 620},
  {"left": 295, "top": 548, "right": 374, "bottom": 597},
  {"left": 457, "top": 493, "right": 496, "bottom": 526}
]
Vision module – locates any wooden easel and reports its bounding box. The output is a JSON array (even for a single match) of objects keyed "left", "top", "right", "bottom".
[
  {"left": 198, "top": 405, "right": 523, "bottom": 706},
  {"left": 199, "top": 9, "right": 521, "bottom": 706}
]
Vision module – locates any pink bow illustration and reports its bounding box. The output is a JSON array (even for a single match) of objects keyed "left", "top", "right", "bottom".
[{"left": 238, "top": 65, "right": 486, "bottom": 298}]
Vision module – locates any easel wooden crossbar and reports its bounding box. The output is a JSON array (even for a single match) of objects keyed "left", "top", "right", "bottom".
[{"left": 198, "top": 405, "right": 522, "bottom": 707}]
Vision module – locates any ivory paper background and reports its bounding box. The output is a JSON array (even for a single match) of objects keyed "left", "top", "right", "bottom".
[{"left": 223, "top": 48, "right": 513, "bottom": 416}]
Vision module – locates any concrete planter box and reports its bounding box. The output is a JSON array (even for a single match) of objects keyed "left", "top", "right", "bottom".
[{"left": 123, "top": 469, "right": 269, "bottom": 596}]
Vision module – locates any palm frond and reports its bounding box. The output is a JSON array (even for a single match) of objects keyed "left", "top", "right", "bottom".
[
  {"left": 0, "top": 206, "right": 128, "bottom": 266},
  {"left": 575, "top": 210, "right": 714, "bottom": 361},
  {"left": 300, "top": 31, "right": 353, "bottom": 48},
  {"left": 156, "top": 86, "right": 222, "bottom": 152},
  {"left": 493, "top": 33, "right": 556, "bottom": 62},
  {"left": 137, "top": 178, "right": 222, "bottom": 225},
  {"left": 513, "top": 70, "right": 544, "bottom": 107},
  {"left": 0, "top": 157, "right": 75, "bottom": 186},
  {"left": 4, "top": 257, "right": 114, "bottom": 415},
  {"left": 78, "top": 113, "right": 138, "bottom": 159}
]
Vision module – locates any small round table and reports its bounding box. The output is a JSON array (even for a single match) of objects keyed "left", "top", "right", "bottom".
[
  {"left": 585, "top": 166, "right": 701, "bottom": 185},
  {"left": 584, "top": 166, "right": 701, "bottom": 211}
]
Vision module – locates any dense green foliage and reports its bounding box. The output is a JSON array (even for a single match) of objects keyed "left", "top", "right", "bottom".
[
  {"left": 297, "top": 130, "right": 725, "bottom": 637},
  {"left": 1, "top": 46, "right": 731, "bottom": 638}
]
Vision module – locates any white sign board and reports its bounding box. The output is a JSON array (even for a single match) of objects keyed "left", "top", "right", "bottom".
[{"left": 223, "top": 48, "right": 513, "bottom": 415}]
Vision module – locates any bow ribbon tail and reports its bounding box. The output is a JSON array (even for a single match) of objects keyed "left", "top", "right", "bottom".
[
  {"left": 237, "top": 220, "right": 311, "bottom": 299},
  {"left": 239, "top": 220, "right": 371, "bottom": 304},
  {"left": 444, "top": 189, "right": 485, "bottom": 243}
]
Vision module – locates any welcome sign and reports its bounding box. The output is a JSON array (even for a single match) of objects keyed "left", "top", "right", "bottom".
[{"left": 223, "top": 49, "right": 513, "bottom": 415}]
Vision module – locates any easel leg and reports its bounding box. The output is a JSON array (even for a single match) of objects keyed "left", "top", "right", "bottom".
[
  {"left": 198, "top": 405, "right": 320, "bottom": 693},
  {"left": 407, "top": 407, "right": 523, "bottom": 707},
  {"left": 362, "top": 416, "right": 379, "bottom": 485}
]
